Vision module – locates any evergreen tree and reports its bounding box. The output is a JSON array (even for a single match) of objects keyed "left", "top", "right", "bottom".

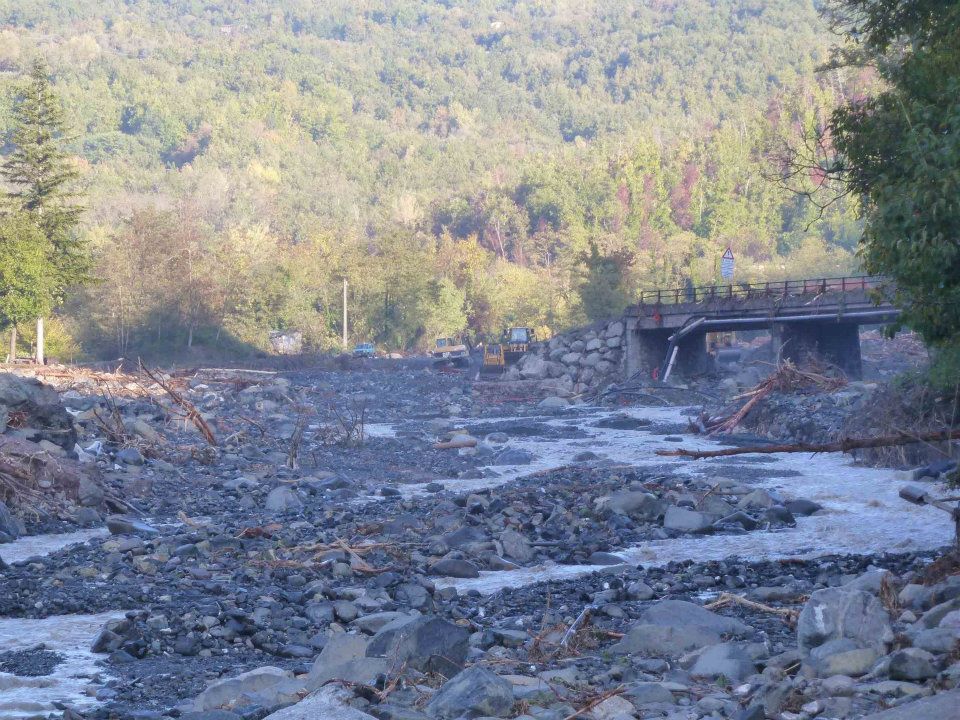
[
  {"left": 1, "top": 58, "right": 89, "bottom": 303},
  {"left": 578, "top": 243, "right": 634, "bottom": 323}
]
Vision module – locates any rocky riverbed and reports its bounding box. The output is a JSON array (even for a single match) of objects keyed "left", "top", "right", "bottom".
[{"left": 0, "top": 362, "right": 957, "bottom": 720}]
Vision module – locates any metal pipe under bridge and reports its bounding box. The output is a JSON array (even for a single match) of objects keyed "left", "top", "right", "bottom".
[{"left": 623, "top": 276, "right": 900, "bottom": 380}]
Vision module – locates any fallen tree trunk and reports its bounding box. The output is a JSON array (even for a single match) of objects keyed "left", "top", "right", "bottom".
[{"left": 657, "top": 428, "right": 960, "bottom": 459}]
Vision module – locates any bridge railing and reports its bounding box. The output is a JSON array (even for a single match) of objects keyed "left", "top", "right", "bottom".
[{"left": 638, "top": 275, "right": 884, "bottom": 306}]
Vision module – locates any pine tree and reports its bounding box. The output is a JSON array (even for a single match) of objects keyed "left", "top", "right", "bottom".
[{"left": 1, "top": 58, "right": 89, "bottom": 360}]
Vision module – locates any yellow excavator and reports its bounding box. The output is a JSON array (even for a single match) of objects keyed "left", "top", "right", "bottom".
[{"left": 481, "top": 327, "right": 537, "bottom": 374}]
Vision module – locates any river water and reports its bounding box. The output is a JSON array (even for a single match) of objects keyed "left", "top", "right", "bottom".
[{"left": 0, "top": 401, "right": 951, "bottom": 717}]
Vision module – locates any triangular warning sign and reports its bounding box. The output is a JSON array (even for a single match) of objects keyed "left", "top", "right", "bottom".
[{"left": 722, "top": 247, "right": 734, "bottom": 260}]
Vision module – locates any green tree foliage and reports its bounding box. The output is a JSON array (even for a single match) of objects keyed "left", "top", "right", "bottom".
[
  {"left": 0, "top": 1, "right": 872, "bottom": 357},
  {"left": 0, "top": 213, "right": 54, "bottom": 327},
  {"left": 1, "top": 59, "right": 89, "bottom": 304},
  {"left": 826, "top": 0, "right": 960, "bottom": 345},
  {"left": 579, "top": 244, "right": 633, "bottom": 323}
]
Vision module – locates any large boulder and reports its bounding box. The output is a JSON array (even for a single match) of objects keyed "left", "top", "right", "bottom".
[
  {"left": 499, "top": 529, "right": 534, "bottom": 563},
  {"left": 366, "top": 615, "right": 470, "bottom": 673},
  {"left": 519, "top": 357, "right": 547, "bottom": 380},
  {"left": 690, "top": 642, "right": 757, "bottom": 682},
  {"left": 663, "top": 506, "right": 716, "bottom": 533},
  {"left": 306, "top": 634, "right": 388, "bottom": 689},
  {"left": 600, "top": 491, "right": 665, "bottom": 521},
  {"left": 193, "top": 667, "right": 304, "bottom": 712},
  {"left": 612, "top": 601, "right": 752, "bottom": 659},
  {"left": 0, "top": 373, "right": 76, "bottom": 450},
  {"left": 425, "top": 666, "right": 514, "bottom": 719},
  {"left": 797, "top": 588, "right": 892, "bottom": 655}
]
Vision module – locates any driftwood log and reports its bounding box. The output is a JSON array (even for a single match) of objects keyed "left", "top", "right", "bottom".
[{"left": 657, "top": 428, "right": 960, "bottom": 460}]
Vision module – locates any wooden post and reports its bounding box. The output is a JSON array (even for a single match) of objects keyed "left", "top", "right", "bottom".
[
  {"left": 8, "top": 326, "right": 16, "bottom": 363},
  {"left": 36, "top": 317, "right": 44, "bottom": 365},
  {"left": 342, "top": 278, "right": 348, "bottom": 349}
]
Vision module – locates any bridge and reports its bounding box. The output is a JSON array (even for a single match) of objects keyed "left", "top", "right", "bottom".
[{"left": 623, "top": 276, "right": 900, "bottom": 380}]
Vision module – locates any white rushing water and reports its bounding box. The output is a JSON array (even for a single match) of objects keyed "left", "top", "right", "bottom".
[
  {"left": 0, "top": 611, "right": 124, "bottom": 719},
  {"left": 1, "top": 528, "right": 108, "bottom": 565},
  {"left": 428, "top": 404, "right": 954, "bottom": 594}
]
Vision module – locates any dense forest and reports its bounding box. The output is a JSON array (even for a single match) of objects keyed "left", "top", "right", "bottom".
[{"left": 0, "top": 0, "right": 869, "bottom": 358}]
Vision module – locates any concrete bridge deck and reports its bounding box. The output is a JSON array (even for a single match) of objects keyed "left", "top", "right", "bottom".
[{"left": 624, "top": 276, "right": 899, "bottom": 379}]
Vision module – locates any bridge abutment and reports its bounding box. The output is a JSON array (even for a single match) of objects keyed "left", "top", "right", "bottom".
[{"left": 625, "top": 327, "right": 710, "bottom": 378}]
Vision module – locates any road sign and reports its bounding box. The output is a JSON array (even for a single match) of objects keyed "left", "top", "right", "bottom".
[{"left": 720, "top": 247, "right": 734, "bottom": 279}]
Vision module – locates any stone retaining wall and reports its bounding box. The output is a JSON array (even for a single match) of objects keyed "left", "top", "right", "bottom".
[{"left": 506, "top": 318, "right": 626, "bottom": 395}]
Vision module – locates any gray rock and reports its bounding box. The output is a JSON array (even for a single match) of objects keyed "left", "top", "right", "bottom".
[
  {"left": 261, "top": 687, "right": 378, "bottom": 719},
  {"left": 888, "top": 648, "right": 938, "bottom": 681},
  {"left": 690, "top": 642, "right": 756, "bottom": 682},
  {"left": 519, "top": 357, "right": 547, "bottom": 380},
  {"left": 807, "top": 638, "right": 879, "bottom": 677},
  {"left": 588, "top": 551, "right": 626, "bottom": 565},
  {"left": 116, "top": 447, "right": 144, "bottom": 465},
  {"left": 0, "top": 500, "right": 21, "bottom": 541},
  {"left": 663, "top": 506, "right": 716, "bottom": 533},
  {"left": 856, "top": 688, "right": 960, "bottom": 719},
  {"left": 538, "top": 396, "right": 569, "bottom": 410},
  {"left": 425, "top": 666, "right": 514, "bottom": 719},
  {"left": 352, "top": 612, "right": 410, "bottom": 635},
  {"left": 265, "top": 486, "right": 302, "bottom": 513},
  {"left": 797, "top": 588, "right": 892, "bottom": 655},
  {"left": 193, "top": 666, "right": 301, "bottom": 712},
  {"left": 626, "top": 581, "right": 655, "bottom": 600},
  {"left": 499, "top": 529, "right": 534, "bottom": 563},
  {"left": 306, "top": 634, "right": 388, "bottom": 689},
  {"left": 491, "top": 448, "right": 535, "bottom": 465},
  {"left": 429, "top": 558, "right": 479, "bottom": 578},
  {"left": 77, "top": 474, "right": 105, "bottom": 507},
  {"left": 844, "top": 567, "right": 895, "bottom": 594},
  {"left": 602, "top": 491, "right": 665, "bottom": 520},
  {"left": 919, "top": 597, "right": 960, "bottom": 629},
  {"left": 605, "top": 321, "right": 624, "bottom": 338},
  {"left": 106, "top": 514, "right": 159, "bottom": 536},
  {"left": 613, "top": 600, "right": 751, "bottom": 659},
  {"left": 641, "top": 600, "right": 752, "bottom": 636},
  {"left": 899, "top": 584, "right": 932, "bottom": 610},
  {"left": 366, "top": 615, "right": 469, "bottom": 673},
  {"left": 785, "top": 498, "right": 822, "bottom": 516},
  {"left": 911, "top": 627, "right": 960, "bottom": 654},
  {"left": 442, "top": 526, "right": 488, "bottom": 548},
  {"left": 580, "top": 352, "right": 602, "bottom": 367},
  {"left": 585, "top": 338, "right": 602, "bottom": 351},
  {"left": 623, "top": 682, "right": 675, "bottom": 705},
  {"left": 0, "top": 373, "right": 77, "bottom": 450},
  {"left": 739, "top": 489, "right": 776, "bottom": 509}
]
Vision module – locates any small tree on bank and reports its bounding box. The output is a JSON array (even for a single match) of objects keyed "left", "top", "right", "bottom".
[
  {"left": 1, "top": 58, "right": 88, "bottom": 362},
  {"left": 0, "top": 214, "right": 54, "bottom": 359}
]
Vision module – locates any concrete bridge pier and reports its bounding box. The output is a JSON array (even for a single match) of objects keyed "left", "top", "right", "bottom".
[{"left": 774, "top": 322, "right": 863, "bottom": 379}]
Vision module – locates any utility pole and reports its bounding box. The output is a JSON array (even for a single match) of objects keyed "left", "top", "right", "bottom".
[{"left": 342, "top": 277, "right": 348, "bottom": 349}]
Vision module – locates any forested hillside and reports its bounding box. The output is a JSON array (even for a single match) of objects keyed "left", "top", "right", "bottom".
[{"left": 0, "top": 0, "right": 868, "bottom": 357}]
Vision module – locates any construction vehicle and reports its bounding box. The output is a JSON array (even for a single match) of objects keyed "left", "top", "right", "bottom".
[
  {"left": 430, "top": 336, "right": 471, "bottom": 368},
  {"left": 503, "top": 327, "right": 536, "bottom": 364},
  {"left": 480, "top": 343, "right": 506, "bottom": 374},
  {"left": 480, "top": 327, "right": 538, "bottom": 374}
]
